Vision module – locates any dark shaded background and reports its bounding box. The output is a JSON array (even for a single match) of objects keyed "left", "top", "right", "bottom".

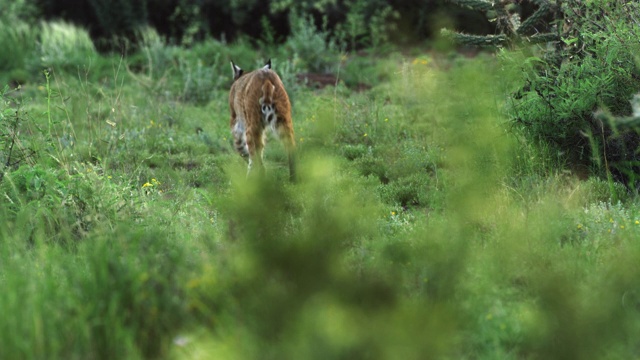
[{"left": 33, "top": 0, "right": 493, "bottom": 50}]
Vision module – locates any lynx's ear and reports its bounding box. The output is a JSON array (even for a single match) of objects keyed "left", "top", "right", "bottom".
[
  {"left": 231, "top": 61, "right": 243, "bottom": 80},
  {"left": 263, "top": 59, "right": 272, "bottom": 70}
]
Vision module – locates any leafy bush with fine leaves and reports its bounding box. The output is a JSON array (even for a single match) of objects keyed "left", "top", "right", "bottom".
[{"left": 507, "top": 1, "right": 640, "bottom": 185}]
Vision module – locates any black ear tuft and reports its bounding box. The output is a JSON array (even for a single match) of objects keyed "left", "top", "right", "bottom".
[
  {"left": 231, "top": 61, "right": 243, "bottom": 80},
  {"left": 263, "top": 59, "right": 272, "bottom": 70}
]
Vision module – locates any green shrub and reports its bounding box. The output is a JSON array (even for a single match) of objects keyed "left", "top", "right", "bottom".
[
  {"left": 333, "top": 0, "right": 399, "bottom": 51},
  {"left": 441, "top": 1, "right": 640, "bottom": 188},
  {"left": 39, "top": 21, "right": 98, "bottom": 72},
  {"left": 442, "top": 0, "right": 557, "bottom": 49},
  {"left": 378, "top": 173, "right": 431, "bottom": 207},
  {"left": 285, "top": 13, "right": 340, "bottom": 74},
  {"left": 0, "top": 21, "right": 38, "bottom": 85},
  {"left": 124, "top": 26, "right": 179, "bottom": 90},
  {"left": 507, "top": 1, "right": 640, "bottom": 185},
  {"left": 0, "top": 0, "right": 39, "bottom": 24},
  {"left": 178, "top": 57, "right": 219, "bottom": 105},
  {"left": 88, "top": 0, "right": 148, "bottom": 40}
]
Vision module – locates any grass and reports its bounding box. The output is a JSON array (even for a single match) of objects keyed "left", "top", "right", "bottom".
[{"left": 2, "top": 20, "right": 640, "bottom": 359}]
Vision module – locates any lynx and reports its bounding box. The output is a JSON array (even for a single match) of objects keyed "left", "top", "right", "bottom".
[{"left": 229, "top": 59, "right": 296, "bottom": 181}]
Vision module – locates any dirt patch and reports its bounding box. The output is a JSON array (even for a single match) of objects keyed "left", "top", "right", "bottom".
[
  {"left": 296, "top": 73, "right": 338, "bottom": 88},
  {"left": 296, "top": 72, "right": 371, "bottom": 92}
]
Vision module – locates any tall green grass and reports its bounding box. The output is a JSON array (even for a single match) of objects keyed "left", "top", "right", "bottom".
[{"left": 0, "top": 21, "right": 38, "bottom": 84}]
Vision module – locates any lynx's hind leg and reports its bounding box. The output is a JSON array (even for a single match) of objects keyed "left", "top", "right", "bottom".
[
  {"left": 232, "top": 118, "right": 249, "bottom": 160},
  {"left": 245, "top": 126, "right": 266, "bottom": 177},
  {"left": 275, "top": 122, "right": 296, "bottom": 181}
]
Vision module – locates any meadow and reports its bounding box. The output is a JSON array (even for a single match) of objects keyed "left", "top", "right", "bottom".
[{"left": 2, "top": 9, "right": 640, "bottom": 360}]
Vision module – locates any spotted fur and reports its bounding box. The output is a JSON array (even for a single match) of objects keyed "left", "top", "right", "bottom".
[{"left": 229, "top": 59, "right": 296, "bottom": 180}]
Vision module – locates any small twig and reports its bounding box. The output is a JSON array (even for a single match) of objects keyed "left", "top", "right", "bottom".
[{"left": 599, "top": 118, "right": 610, "bottom": 177}]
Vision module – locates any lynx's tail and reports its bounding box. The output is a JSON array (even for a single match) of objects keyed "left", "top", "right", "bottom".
[{"left": 260, "top": 80, "right": 277, "bottom": 125}]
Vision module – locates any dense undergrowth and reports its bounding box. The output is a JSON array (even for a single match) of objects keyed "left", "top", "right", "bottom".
[{"left": 2, "top": 1, "right": 640, "bottom": 359}]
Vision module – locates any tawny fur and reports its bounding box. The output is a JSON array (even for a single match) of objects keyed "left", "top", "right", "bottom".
[{"left": 229, "top": 60, "right": 296, "bottom": 180}]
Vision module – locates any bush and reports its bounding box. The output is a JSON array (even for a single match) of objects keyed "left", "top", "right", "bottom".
[
  {"left": 0, "top": 21, "right": 38, "bottom": 85},
  {"left": 0, "top": 0, "right": 39, "bottom": 23},
  {"left": 505, "top": 1, "right": 640, "bottom": 186},
  {"left": 442, "top": 1, "right": 640, "bottom": 187},
  {"left": 333, "top": 0, "right": 399, "bottom": 51},
  {"left": 39, "top": 21, "right": 98, "bottom": 72},
  {"left": 285, "top": 13, "right": 340, "bottom": 74}
]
